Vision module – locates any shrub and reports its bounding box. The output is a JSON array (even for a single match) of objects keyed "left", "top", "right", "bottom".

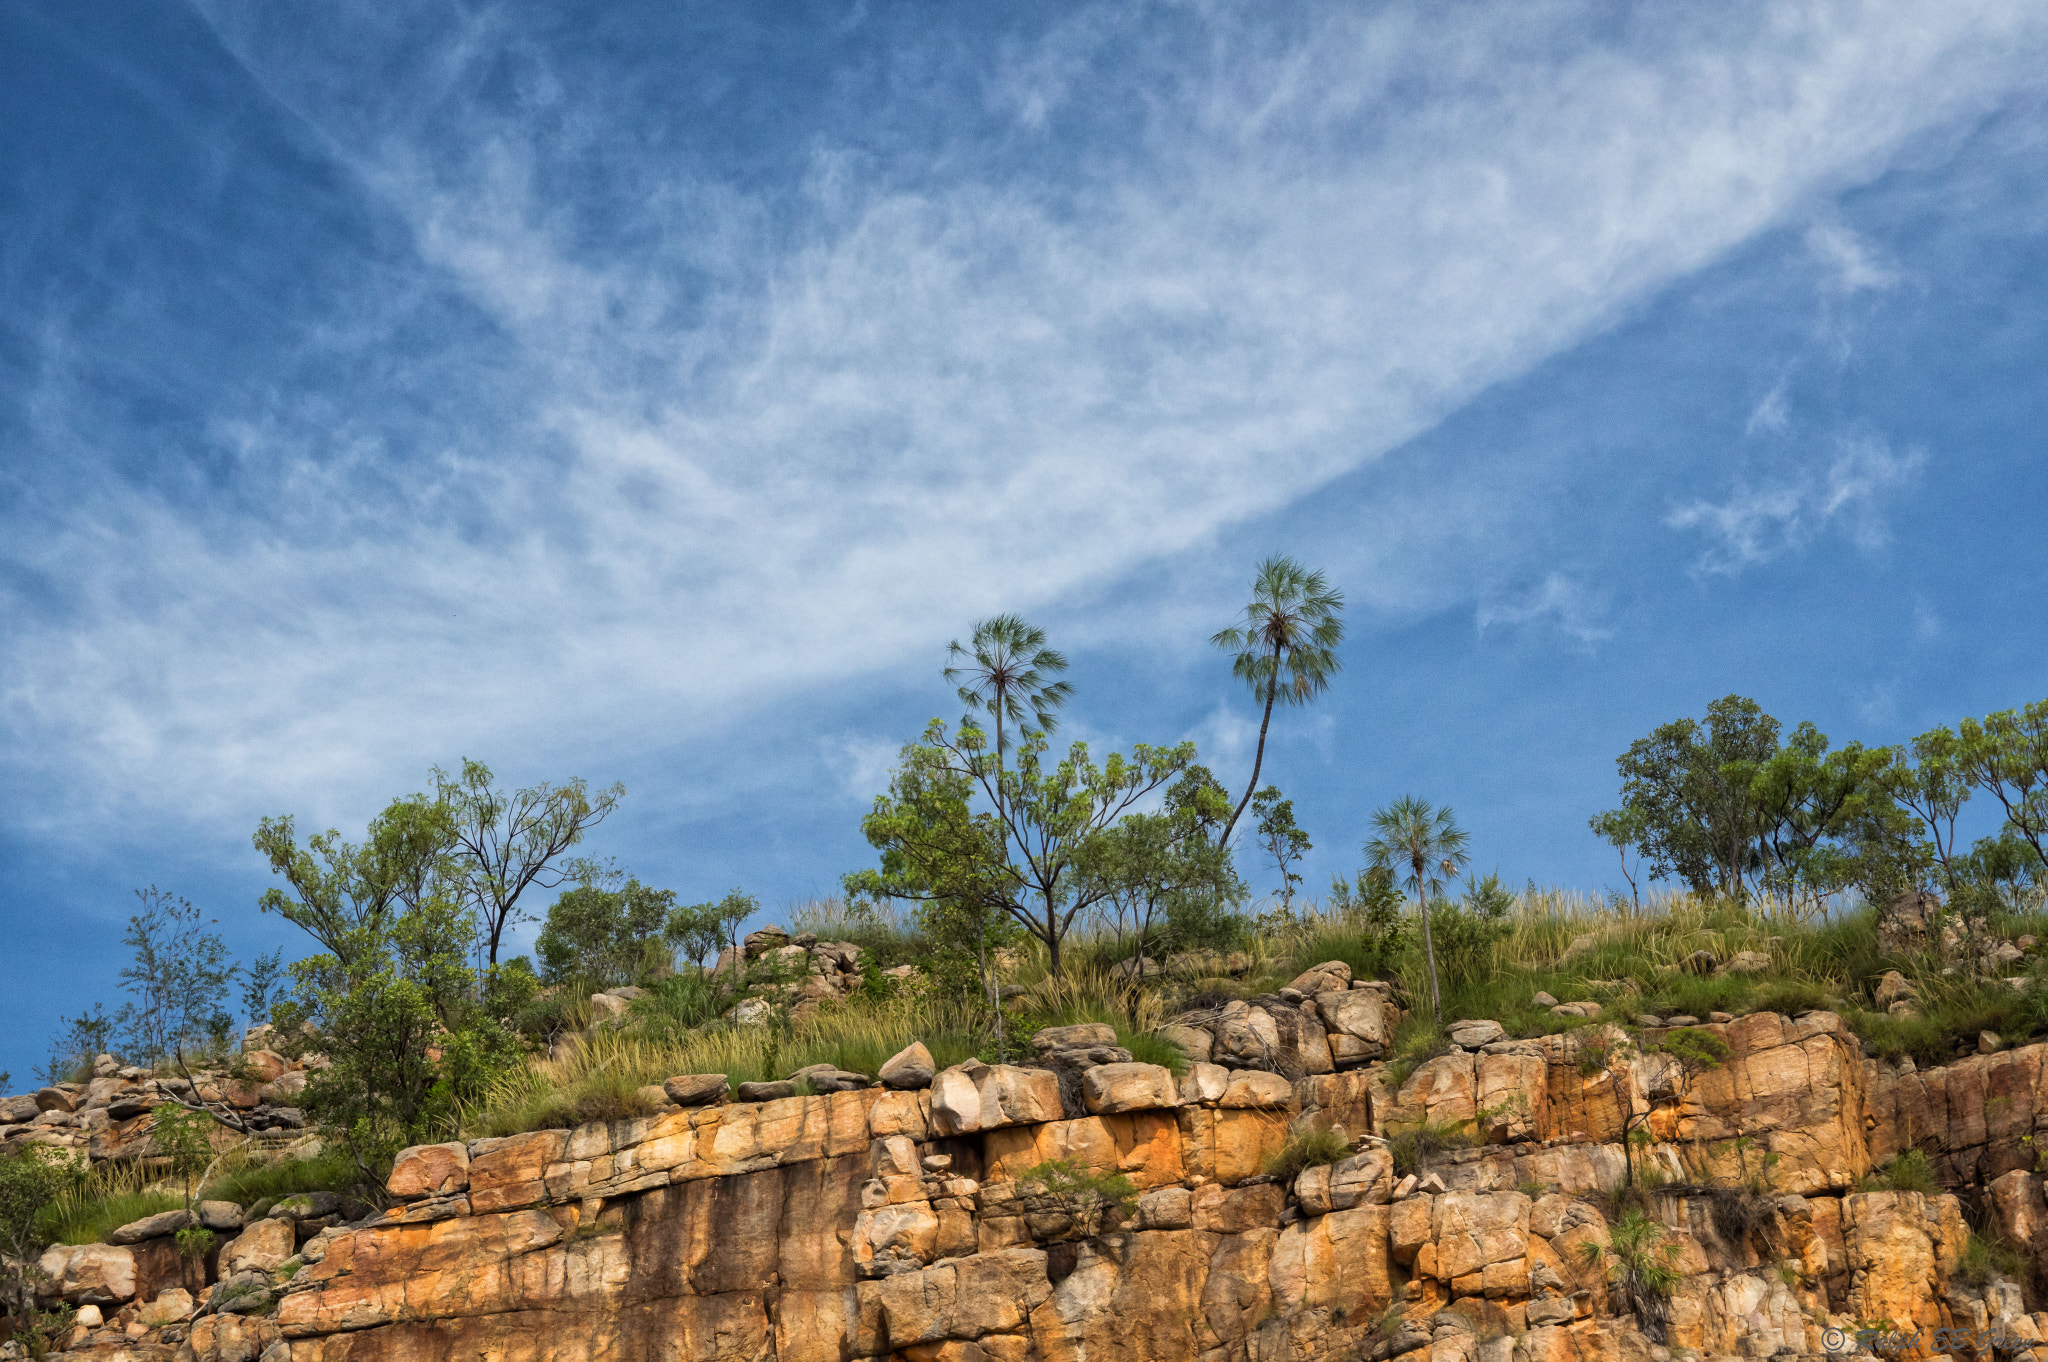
[
  {"left": 1017, "top": 1158, "right": 1138, "bottom": 1240},
  {"left": 1579, "top": 1208, "right": 1681, "bottom": 1343},
  {"left": 1388, "top": 1117, "right": 1474, "bottom": 1177},
  {"left": 1866, "top": 1149, "right": 1939, "bottom": 1194},
  {"left": 1954, "top": 1231, "right": 2029, "bottom": 1287},
  {"left": 175, "top": 1225, "right": 216, "bottom": 1260},
  {"left": 1264, "top": 1129, "right": 1351, "bottom": 1180}
]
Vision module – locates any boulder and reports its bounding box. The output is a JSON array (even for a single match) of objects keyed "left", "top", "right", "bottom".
[
  {"left": 743, "top": 925, "right": 791, "bottom": 958},
  {"left": 1318, "top": 990, "right": 1394, "bottom": 1052},
  {"left": 879, "top": 1042, "right": 936, "bottom": 1091},
  {"left": 1681, "top": 949, "right": 1719, "bottom": 974},
  {"left": 1031, "top": 1023, "right": 1119, "bottom": 1053},
  {"left": 108, "top": 1208, "right": 195, "bottom": 1244},
  {"left": 1879, "top": 889, "right": 1942, "bottom": 957},
  {"left": 731, "top": 998, "right": 773, "bottom": 1026},
  {"left": 791, "top": 1064, "right": 871, "bottom": 1093},
  {"left": 1531, "top": 991, "right": 1559, "bottom": 1008},
  {"left": 387, "top": 1141, "right": 470, "bottom": 1199},
  {"left": 1726, "top": 950, "right": 1771, "bottom": 973},
  {"left": 1219, "top": 1070, "right": 1293, "bottom": 1109},
  {"left": 36, "top": 1243, "right": 137, "bottom": 1304},
  {"left": 1108, "top": 954, "right": 1161, "bottom": 980},
  {"left": 221, "top": 1217, "right": 296, "bottom": 1275},
  {"left": 0, "top": 1094, "right": 40, "bottom": 1123},
  {"left": 1446, "top": 1019, "right": 1505, "bottom": 1048},
  {"left": 1872, "top": 970, "right": 1915, "bottom": 1010},
  {"left": 34, "top": 1087, "right": 77, "bottom": 1113},
  {"left": 589, "top": 992, "right": 631, "bottom": 1022},
  {"left": 1179, "top": 1062, "right": 1229, "bottom": 1105},
  {"left": 136, "top": 1286, "right": 196, "bottom": 1327},
  {"left": 1080, "top": 1063, "right": 1180, "bottom": 1114},
  {"left": 663, "top": 1073, "right": 732, "bottom": 1106},
  {"left": 738, "top": 1080, "right": 797, "bottom": 1103},
  {"left": 242, "top": 1050, "right": 290, "bottom": 1083},
  {"left": 929, "top": 1064, "right": 1063, "bottom": 1135},
  {"left": 268, "top": 1191, "right": 341, "bottom": 1222},
  {"left": 197, "top": 1200, "right": 245, "bottom": 1231},
  {"left": 1158, "top": 1024, "right": 1213, "bottom": 1064},
  {"left": 1285, "top": 960, "right": 1353, "bottom": 994}
]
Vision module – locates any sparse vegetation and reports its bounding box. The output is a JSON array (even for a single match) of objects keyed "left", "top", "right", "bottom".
[
  {"left": 1017, "top": 1158, "right": 1138, "bottom": 1240},
  {"left": 1864, "top": 1148, "right": 1939, "bottom": 1194},
  {"left": 1264, "top": 1129, "right": 1351, "bottom": 1179}
]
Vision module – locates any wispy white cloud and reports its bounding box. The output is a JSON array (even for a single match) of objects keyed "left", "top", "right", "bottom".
[
  {"left": 1477, "top": 574, "right": 1613, "bottom": 646},
  {"left": 1667, "top": 435, "right": 1925, "bottom": 573},
  {"left": 4, "top": 0, "right": 2044, "bottom": 846}
]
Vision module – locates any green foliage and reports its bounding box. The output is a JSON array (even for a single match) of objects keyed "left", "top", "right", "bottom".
[
  {"left": 1082, "top": 765, "right": 1245, "bottom": 973},
  {"left": 1656, "top": 1026, "right": 1731, "bottom": 1074},
  {"left": 1387, "top": 1116, "right": 1475, "bottom": 1177},
  {"left": 1252, "top": 787, "right": 1312, "bottom": 908},
  {"left": 1365, "top": 795, "right": 1471, "bottom": 1023},
  {"left": 1596, "top": 695, "right": 1895, "bottom": 914},
  {"left": 279, "top": 893, "right": 523, "bottom": 1182},
  {"left": 1580, "top": 1208, "right": 1681, "bottom": 1342},
  {"left": 175, "top": 1224, "right": 216, "bottom": 1260},
  {"left": 41, "top": 1004, "right": 113, "bottom": 1085},
  {"left": 151, "top": 1104, "right": 218, "bottom": 1208},
  {"left": 241, "top": 948, "right": 287, "bottom": 1031},
  {"left": 534, "top": 872, "right": 677, "bottom": 987},
  {"left": 850, "top": 717, "right": 1202, "bottom": 977},
  {"left": 1211, "top": 556, "right": 1346, "bottom": 844},
  {"left": 1954, "top": 1231, "right": 2029, "bottom": 1287},
  {"left": 201, "top": 1149, "right": 362, "bottom": 1211},
  {"left": 1866, "top": 1148, "right": 1939, "bottom": 1194},
  {"left": 434, "top": 759, "right": 627, "bottom": 966},
  {"left": 1, "top": 1145, "right": 82, "bottom": 1331},
  {"left": 1018, "top": 1158, "right": 1138, "bottom": 1240},
  {"left": 1263, "top": 1128, "right": 1350, "bottom": 1179},
  {"left": 1955, "top": 700, "right": 2048, "bottom": 872},
  {"left": 115, "top": 886, "right": 238, "bottom": 1067},
  {"left": 254, "top": 791, "right": 454, "bottom": 968}
]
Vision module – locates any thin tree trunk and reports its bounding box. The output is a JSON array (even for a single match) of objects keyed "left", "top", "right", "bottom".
[
  {"left": 1419, "top": 890, "right": 1443, "bottom": 1027},
  {"left": 1222, "top": 646, "right": 1284, "bottom": 845}
]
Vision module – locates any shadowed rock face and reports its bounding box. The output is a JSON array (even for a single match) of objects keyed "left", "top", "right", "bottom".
[{"left": 49, "top": 1016, "right": 2048, "bottom": 1361}]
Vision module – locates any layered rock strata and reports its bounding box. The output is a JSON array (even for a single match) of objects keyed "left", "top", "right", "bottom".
[{"left": 35, "top": 1012, "right": 2048, "bottom": 1362}]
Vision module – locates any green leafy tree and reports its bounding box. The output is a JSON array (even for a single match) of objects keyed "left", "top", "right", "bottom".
[
  {"left": 278, "top": 893, "right": 521, "bottom": 1184},
  {"left": 241, "top": 948, "right": 287, "bottom": 1030},
  {"left": 1886, "top": 726, "right": 1973, "bottom": 892},
  {"left": 662, "top": 901, "right": 727, "bottom": 972},
  {"left": 115, "top": 887, "right": 237, "bottom": 1067},
  {"left": 1326, "top": 864, "right": 1408, "bottom": 977},
  {"left": 1211, "top": 557, "right": 1345, "bottom": 844},
  {"left": 1956, "top": 700, "right": 2048, "bottom": 872},
  {"left": 0, "top": 1145, "right": 80, "bottom": 1342},
  {"left": 40, "top": 1005, "right": 113, "bottom": 1086},
  {"left": 435, "top": 760, "right": 626, "bottom": 966},
  {"left": 1363, "top": 796, "right": 1470, "bottom": 1026},
  {"left": 1081, "top": 769, "right": 1245, "bottom": 974},
  {"left": 1747, "top": 723, "right": 1891, "bottom": 914},
  {"left": 1589, "top": 806, "right": 1648, "bottom": 913},
  {"left": 1251, "top": 786, "right": 1311, "bottom": 910},
  {"left": 851, "top": 720, "right": 1199, "bottom": 977},
  {"left": 254, "top": 792, "right": 455, "bottom": 969},
  {"left": 533, "top": 873, "right": 677, "bottom": 987},
  {"left": 1601, "top": 695, "right": 1781, "bottom": 899}
]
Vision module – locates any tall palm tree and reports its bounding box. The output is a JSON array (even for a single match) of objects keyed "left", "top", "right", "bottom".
[
  {"left": 944, "top": 615, "right": 1072, "bottom": 1051},
  {"left": 1211, "top": 557, "right": 1345, "bottom": 844},
  {"left": 1364, "top": 795, "right": 1470, "bottom": 1026},
  {"left": 946, "top": 614, "right": 1074, "bottom": 811}
]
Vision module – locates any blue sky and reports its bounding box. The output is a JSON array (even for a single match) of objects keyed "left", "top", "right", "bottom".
[{"left": 4, "top": 1, "right": 2046, "bottom": 1085}]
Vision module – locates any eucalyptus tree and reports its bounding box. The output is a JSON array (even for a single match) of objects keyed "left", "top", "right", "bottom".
[
  {"left": 1364, "top": 795, "right": 1470, "bottom": 1026},
  {"left": 1211, "top": 557, "right": 1345, "bottom": 844},
  {"left": 434, "top": 760, "right": 625, "bottom": 966}
]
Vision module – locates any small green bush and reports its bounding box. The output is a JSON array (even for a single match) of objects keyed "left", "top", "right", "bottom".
[
  {"left": 175, "top": 1225, "right": 216, "bottom": 1260},
  {"left": 1866, "top": 1149, "right": 1939, "bottom": 1194},
  {"left": 1017, "top": 1158, "right": 1138, "bottom": 1240},
  {"left": 1954, "top": 1231, "right": 2029, "bottom": 1287},
  {"left": 1388, "top": 1117, "right": 1475, "bottom": 1177},
  {"left": 1264, "top": 1129, "right": 1350, "bottom": 1180}
]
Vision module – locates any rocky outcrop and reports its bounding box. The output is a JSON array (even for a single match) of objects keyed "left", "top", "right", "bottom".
[{"left": 36, "top": 1012, "right": 2048, "bottom": 1361}]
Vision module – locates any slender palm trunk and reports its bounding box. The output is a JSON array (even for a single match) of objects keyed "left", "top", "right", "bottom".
[
  {"left": 1222, "top": 645, "right": 1284, "bottom": 845},
  {"left": 989, "top": 709, "right": 1010, "bottom": 1045},
  {"left": 1416, "top": 855, "right": 1443, "bottom": 1026}
]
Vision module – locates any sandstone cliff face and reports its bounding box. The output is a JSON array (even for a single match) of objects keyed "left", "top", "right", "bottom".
[{"left": 40, "top": 1013, "right": 2048, "bottom": 1362}]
